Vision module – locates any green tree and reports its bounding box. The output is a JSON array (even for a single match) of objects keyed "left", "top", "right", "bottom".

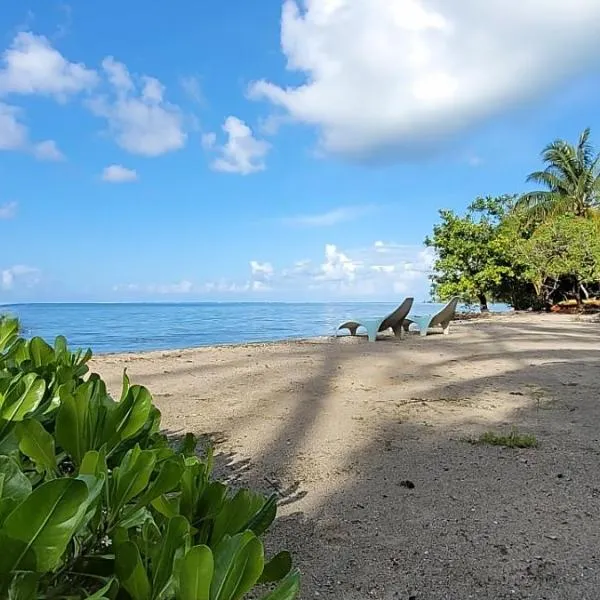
[
  {"left": 519, "top": 127, "right": 600, "bottom": 219},
  {"left": 425, "top": 195, "right": 518, "bottom": 311},
  {"left": 514, "top": 215, "right": 600, "bottom": 307}
]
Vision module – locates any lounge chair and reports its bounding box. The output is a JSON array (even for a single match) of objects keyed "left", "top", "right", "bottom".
[
  {"left": 335, "top": 297, "right": 414, "bottom": 342},
  {"left": 403, "top": 297, "right": 460, "bottom": 337}
]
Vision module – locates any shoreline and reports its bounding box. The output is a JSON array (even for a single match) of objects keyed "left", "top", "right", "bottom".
[{"left": 92, "top": 309, "right": 519, "bottom": 357}]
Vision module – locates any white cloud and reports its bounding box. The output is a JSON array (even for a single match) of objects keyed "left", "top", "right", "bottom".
[
  {"left": 0, "top": 201, "right": 18, "bottom": 219},
  {"left": 0, "top": 103, "right": 28, "bottom": 150},
  {"left": 33, "top": 139, "right": 65, "bottom": 161},
  {"left": 113, "top": 280, "right": 193, "bottom": 294},
  {"left": 202, "top": 241, "right": 434, "bottom": 299},
  {"left": 102, "top": 164, "right": 138, "bottom": 183},
  {"left": 0, "top": 32, "right": 97, "bottom": 100},
  {"left": 1, "top": 265, "right": 40, "bottom": 290},
  {"left": 88, "top": 57, "right": 186, "bottom": 156},
  {"left": 180, "top": 75, "right": 204, "bottom": 104},
  {"left": 249, "top": 0, "right": 600, "bottom": 160},
  {"left": 281, "top": 205, "right": 374, "bottom": 227},
  {"left": 250, "top": 261, "right": 274, "bottom": 279},
  {"left": 206, "top": 116, "right": 270, "bottom": 175},
  {"left": 201, "top": 132, "right": 216, "bottom": 150}
]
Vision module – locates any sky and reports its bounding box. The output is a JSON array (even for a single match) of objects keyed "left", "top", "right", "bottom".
[{"left": 1, "top": 0, "right": 600, "bottom": 303}]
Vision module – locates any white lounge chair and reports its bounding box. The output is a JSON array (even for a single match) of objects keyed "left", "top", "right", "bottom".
[
  {"left": 403, "top": 297, "right": 460, "bottom": 337},
  {"left": 335, "top": 298, "right": 414, "bottom": 342}
]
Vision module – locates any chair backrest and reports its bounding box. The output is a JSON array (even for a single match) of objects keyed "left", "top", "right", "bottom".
[
  {"left": 430, "top": 297, "right": 460, "bottom": 326},
  {"left": 379, "top": 297, "right": 414, "bottom": 331}
]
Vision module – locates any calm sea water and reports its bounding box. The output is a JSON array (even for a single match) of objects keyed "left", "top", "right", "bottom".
[{"left": 1, "top": 302, "right": 509, "bottom": 354}]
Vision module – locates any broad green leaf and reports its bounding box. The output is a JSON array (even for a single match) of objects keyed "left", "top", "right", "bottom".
[
  {"left": 2, "top": 478, "right": 88, "bottom": 572},
  {"left": 15, "top": 420, "right": 57, "bottom": 474},
  {"left": 0, "top": 456, "right": 31, "bottom": 521},
  {"left": 55, "top": 387, "right": 89, "bottom": 465},
  {"left": 80, "top": 449, "right": 108, "bottom": 479},
  {"left": 53, "top": 335, "right": 68, "bottom": 358},
  {"left": 0, "top": 317, "right": 19, "bottom": 352},
  {"left": 211, "top": 531, "right": 264, "bottom": 600},
  {"left": 0, "top": 456, "right": 31, "bottom": 503},
  {"left": 110, "top": 447, "right": 156, "bottom": 514},
  {"left": 115, "top": 541, "right": 151, "bottom": 600},
  {"left": 28, "top": 338, "right": 54, "bottom": 368},
  {"left": 152, "top": 516, "right": 190, "bottom": 599},
  {"left": 177, "top": 545, "right": 213, "bottom": 600},
  {"left": 1, "top": 374, "right": 46, "bottom": 422},
  {"left": 243, "top": 494, "right": 277, "bottom": 537},
  {"left": 151, "top": 495, "right": 179, "bottom": 519},
  {"left": 110, "top": 385, "right": 153, "bottom": 446},
  {"left": 116, "top": 507, "right": 153, "bottom": 530},
  {"left": 74, "top": 474, "right": 106, "bottom": 533},
  {"left": 258, "top": 551, "right": 292, "bottom": 584},
  {"left": 133, "top": 456, "right": 185, "bottom": 511},
  {"left": 260, "top": 570, "right": 300, "bottom": 600},
  {"left": 210, "top": 490, "right": 267, "bottom": 546},
  {"left": 120, "top": 369, "right": 131, "bottom": 402}
]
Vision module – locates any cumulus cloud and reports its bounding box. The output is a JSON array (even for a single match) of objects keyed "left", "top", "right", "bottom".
[
  {"left": 1, "top": 265, "right": 41, "bottom": 290},
  {"left": 281, "top": 205, "right": 375, "bottom": 227},
  {"left": 88, "top": 57, "right": 186, "bottom": 156},
  {"left": 0, "top": 32, "right": 97, "bottom": 100},
  {"left": 249, "top": 0, "right": 600, "bottom": 160},
  {"left": 205, "top": 117, "right": 270, "bottom": 174},
  {"left": 203, "top": 241, "right": 434, "bottom": 298},
  {"left": 102, "top": 164, "right": 138, "bottom": 183},
  {"left": 0, "top": 201, "right": 18, "bottom": 219},
  {"left": 33, "top": 139, "right": 65, "bottom": 161},
  {"left": 0, "top": 103, "right": 28, "bottom": 150}
]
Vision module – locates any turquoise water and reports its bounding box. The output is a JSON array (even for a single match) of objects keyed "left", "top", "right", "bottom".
[{"left": 2, "top": 302, "right": 509, "bottom": 354}]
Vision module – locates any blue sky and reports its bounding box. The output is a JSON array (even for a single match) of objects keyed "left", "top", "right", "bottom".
[{"left": 1, "top": 0, "right": 600, "bottom": 303}]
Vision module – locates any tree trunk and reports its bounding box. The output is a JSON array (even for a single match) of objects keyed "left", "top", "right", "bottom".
[{"left": 478, "top": 293, "right": 489, "bottom": 313}]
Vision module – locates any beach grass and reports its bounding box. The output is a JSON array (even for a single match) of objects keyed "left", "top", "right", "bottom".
[{"left": 465, "top": 429, "right": 539, "bottom": 448}]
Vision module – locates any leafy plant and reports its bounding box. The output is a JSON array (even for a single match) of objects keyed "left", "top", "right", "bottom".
[{"left": 0, "top": 316, "right": 299, "bottom": 599}]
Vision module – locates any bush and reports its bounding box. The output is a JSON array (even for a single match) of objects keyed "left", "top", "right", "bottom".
[{"left": 0, "top": 316, "right": 299, "bottom": 599}]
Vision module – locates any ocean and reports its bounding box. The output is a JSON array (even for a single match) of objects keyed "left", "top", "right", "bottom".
[{"left": 1, "top": 302, "right": 510, "bottom": 354}]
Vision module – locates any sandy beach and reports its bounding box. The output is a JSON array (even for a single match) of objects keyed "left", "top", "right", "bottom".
[{"left": 92, "top": 313, "right": 600, "bottom": 600}]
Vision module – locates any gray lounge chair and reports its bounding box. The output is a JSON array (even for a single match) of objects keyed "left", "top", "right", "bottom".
[
  {"left": 335, "top": 297, "right": 414, "bottom": 342},
  {"left": 403, "top": 297, "right": 459, "bottom": 337}
]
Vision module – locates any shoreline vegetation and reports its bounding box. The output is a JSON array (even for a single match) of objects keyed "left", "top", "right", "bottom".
[{"left": 426, "top": 127, "right": 600, "bottom": 313}]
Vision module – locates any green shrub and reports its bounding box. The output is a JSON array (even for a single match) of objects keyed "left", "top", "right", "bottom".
[{"left": 0, "top": 316, "right": 299, "bottom": 599}]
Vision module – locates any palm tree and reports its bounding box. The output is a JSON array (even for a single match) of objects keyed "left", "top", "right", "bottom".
[{"left": 518, "top": 128, "right": 600, "bottom": 219}]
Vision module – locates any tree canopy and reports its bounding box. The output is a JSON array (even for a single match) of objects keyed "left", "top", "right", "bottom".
[{"left": 427, "top": 128, "right": 600, "bottom": 310}]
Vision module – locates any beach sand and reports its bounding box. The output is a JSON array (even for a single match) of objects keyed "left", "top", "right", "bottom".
[{"left": 92, "top": 313, "right": 600, "bottom": 600}]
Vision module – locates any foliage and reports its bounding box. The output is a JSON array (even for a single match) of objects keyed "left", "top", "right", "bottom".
[
  {"left": 518, "top": 127, "right": 600, "bottom": 219},
  {"left": 511, "top": 215, "right": 600, "bottom": 306},
  {"left": 0, "top": 317, "right": 299, "bottom": 600},
  {"left": 427, "top": 128, "right": 600, "bottom": 310},
  {"left": 425, "top": 195, "right": 520, "bottom": 310}
]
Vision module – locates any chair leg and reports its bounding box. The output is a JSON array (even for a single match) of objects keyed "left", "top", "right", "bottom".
[
  {"left": 415, "top": 316, "right": 432, "bottom": 337},
  {"left": 392, "top": 324, "right": 404, "bottom": 339},
  {"left": 366, "top": 323, "right": 378, "bottom": 342}
]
